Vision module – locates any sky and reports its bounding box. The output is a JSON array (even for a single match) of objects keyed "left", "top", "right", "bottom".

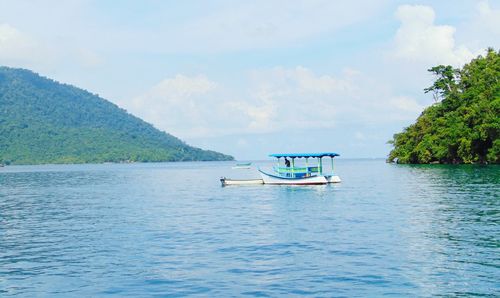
[{"left": 0, "top": 0, "right": 499, "bottom": 160}]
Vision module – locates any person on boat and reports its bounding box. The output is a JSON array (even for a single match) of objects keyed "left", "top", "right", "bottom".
[{"left": 284, "top": 158, "right": 290, "bottom": 167}]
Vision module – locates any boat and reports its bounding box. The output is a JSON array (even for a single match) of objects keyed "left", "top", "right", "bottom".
[
  {"left": 220, "top": 152, "right": 341, "bottom": 186},
  {"left": 231, "top": 162, "right": 252, "bottom": 169},
  {"left": 220, "top": 177, "right": 264, "bottom": 186},
  {"left": 259, "top": 153, "right": 341, "bottom": 185}
]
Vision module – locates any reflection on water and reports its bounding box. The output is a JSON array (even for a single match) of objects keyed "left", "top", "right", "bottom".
[
  {"left": 396, "top": 164, "right": 499, "bottom": 296},
  {"left": 0, "top": 161, "right": 498, "bottom": 296}
]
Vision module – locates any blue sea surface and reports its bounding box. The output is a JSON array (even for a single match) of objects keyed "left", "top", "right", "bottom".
[{"left": 0, "top": 159, "right": 499, "bottom": 297}]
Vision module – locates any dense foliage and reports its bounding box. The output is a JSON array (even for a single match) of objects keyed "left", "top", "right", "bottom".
[
  {"left": 388, "top": 49, "right": 499, "bottom": 164},
  {"left": 0, "top": 67, "right": 233, "bottom": 165}
]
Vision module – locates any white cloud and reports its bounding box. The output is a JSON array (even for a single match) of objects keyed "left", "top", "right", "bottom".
[
  {"left": 257, "top": 67, "right": 356, "bottom": 124},
  {"left": 127, "top": 67, "right": 356, "bottom": 139},
  {"left": 230, "top": 67, "right": 356, "bottom": 133},
  {"left": 459, "top": 0, "right": 500, "bottom": 50},
  {"left": 145, "top": 74, "right": 217, "bottom": 99},
  {"left": 127, "top": 66, "right": 428, "bottom": 140},
  {"left": 127, "top": 74, "right": 230, "bottom": 138},
  {"left": 245, "top": 67, "right": 428, "bottom": 129},
  {"left": 0, "top": 23, "right": 37, "bottom": 65},
  {"left": 0, "top": 21, "right": 104, "bottom": 72},
  {"left": 389, "top": 96, "right": 425, "bottom": 114},
  {"left": 476, "top": 0, "right": 500, "bottom": 35},
  {"left": 290, "top": 66, "right": 351, "bottom": 93},
  {"left": 393, "top": 5, "right": 477, "bottom": 66}
]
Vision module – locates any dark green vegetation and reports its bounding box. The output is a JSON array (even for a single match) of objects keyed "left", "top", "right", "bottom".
[
  {"left": 0, "top": 67, "right": 233, "bottom": 164},
  {"left": 388, "top": 49, "right": 499, "bottom": 164}
]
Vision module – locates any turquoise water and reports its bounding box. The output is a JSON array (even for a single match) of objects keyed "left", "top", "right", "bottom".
[{"left": 0, "top": 160, "right": 498, "bottom": 297}]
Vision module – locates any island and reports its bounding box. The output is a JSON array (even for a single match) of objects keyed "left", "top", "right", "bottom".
[
  {"left": 388, "top": 48, "right": 499, "bottom": 164},
  {"left": 0, "top": 67, "right": 233, "bottom": 165}
]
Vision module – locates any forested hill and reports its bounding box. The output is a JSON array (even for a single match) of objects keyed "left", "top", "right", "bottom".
[
  {"left": 0, "top": 67, "right": 233, "bottom": 165},
  {"left": 388, "top": 49, "right": 499, "bottom": 164}
]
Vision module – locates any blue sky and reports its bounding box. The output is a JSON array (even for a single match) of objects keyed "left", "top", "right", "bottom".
[{"left": 0, "top": 0, "right": 498, "bottom": 159}]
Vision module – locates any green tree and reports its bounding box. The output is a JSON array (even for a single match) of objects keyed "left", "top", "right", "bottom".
[{"left": 388, "top": 48, "right": 500, "bottom": 164}]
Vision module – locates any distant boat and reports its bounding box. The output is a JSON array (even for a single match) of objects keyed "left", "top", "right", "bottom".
[
  {"left": 232, "top": 162, "right": 252, "bottom": 169},
  {"left": 221, "top": 152, "right": 341, "bottom": 186}
]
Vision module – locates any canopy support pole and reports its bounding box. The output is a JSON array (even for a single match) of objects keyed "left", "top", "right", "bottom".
[
  {"left": 291, "top": 158, "right": 295, "bottom": 178},
  {"left": 331, "top": 157, "right": 334, "bottom": 174},
  {"left": 319, "top": 157, "right": 322, "bottom": 175},
  {"left": 305, "top": 158, "right": 309, "bottom": 177}
]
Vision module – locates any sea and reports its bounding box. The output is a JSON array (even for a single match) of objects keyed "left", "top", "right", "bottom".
[{"left": 0, "top": 159, "right": 498, "bottom": 297}]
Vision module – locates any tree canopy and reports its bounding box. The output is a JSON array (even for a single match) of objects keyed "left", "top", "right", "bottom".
[
  {"left": 0, "top": 67, "right": 233, "bottom": 165},
  {"left": 388, "top": 48, "right": 500, "bottom": 164}
]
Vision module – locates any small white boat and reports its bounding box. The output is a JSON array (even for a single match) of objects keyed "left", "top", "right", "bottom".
[
  {"left": 259, "top": 153, "right": 341, "bottom": 185},
  {"left": 231, "top": 162, "right": 252, "bottom": 169},
  {"left": 220, "top": 177, "right": 264, "bottom": 186}
]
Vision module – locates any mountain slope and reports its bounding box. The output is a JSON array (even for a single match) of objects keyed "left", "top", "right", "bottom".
[
  {"left": 388, "top": 49, "right": 499, "bottom": 164},
  {"left": 0, "top": 67, "right": 233, "bottom": 164}
]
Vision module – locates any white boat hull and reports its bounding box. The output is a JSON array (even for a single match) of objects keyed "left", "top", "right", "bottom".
[
  {"left": 326, "top": 175, "right": 342, "bottom": 183},
  {"left": 259, "top": 171, "right": 329, "bottom": 185},
  {"left": 221, "top": 172, "right": 341, "bottom": 186}
]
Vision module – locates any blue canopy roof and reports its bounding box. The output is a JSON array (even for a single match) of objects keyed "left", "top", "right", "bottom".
[{"left": 269, "top": 152, "right": 340, "bottom": 158}]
